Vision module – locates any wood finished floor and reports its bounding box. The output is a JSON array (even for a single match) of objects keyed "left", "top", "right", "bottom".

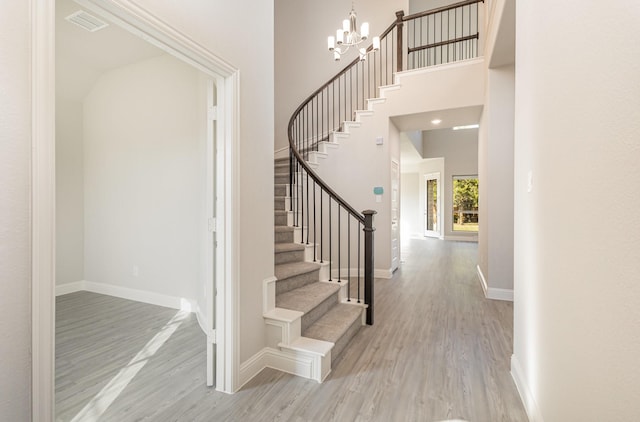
[{"left": 56, "top": 238, "right": 527, "bottom": 421}]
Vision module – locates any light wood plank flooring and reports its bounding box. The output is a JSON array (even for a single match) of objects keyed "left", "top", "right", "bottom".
[{"left": 56, "top": 238, "right": 527, "bottom": 421}]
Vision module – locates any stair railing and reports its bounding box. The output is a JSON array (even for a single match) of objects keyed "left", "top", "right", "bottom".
[
  {"left": 287, "top": 0, "right": 484, "bottom": 326},
  {"left": 405, "top": 0, "right": 483, "bottom": 70}
]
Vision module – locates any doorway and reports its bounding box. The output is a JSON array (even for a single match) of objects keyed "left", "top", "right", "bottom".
[
  {"left": 32, "top": 0, "right": 240, "bottom": 417},
  {"left": 424, "top": 172, "right": 441, "bottom": 238}
]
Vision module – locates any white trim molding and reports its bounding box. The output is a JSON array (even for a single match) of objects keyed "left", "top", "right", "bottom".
[
  {"left": 55, "top": 281, "right": 85, "bottom": 296},
  {"left": 56, "top": 280, "right": 198, "bottom": 312},
  {"left": 238, "top": 346, "right": 331, "bottom": 390},
  {"left": 85, "top": 281, "right": 197, "bottom": 311},
  {"left": 476, "top": 265, "right": 514, "bottom": 302},
  {"left": 31, "top": 0, "right": 56, "bottom": 418},
  {"left": 511, "top": 354, "right": 545, "bottom": 422}
]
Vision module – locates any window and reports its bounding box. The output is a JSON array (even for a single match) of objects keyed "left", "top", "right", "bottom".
[{"left": 452, "top": 176, "right": 478, "bottom": 232}]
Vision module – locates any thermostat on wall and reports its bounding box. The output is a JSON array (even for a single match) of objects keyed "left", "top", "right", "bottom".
[{"left": 373, "top": 187, "right": 384, "bottom": 195}]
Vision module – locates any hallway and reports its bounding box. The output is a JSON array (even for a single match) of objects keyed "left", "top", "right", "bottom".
[{"left": 56, "top": 238, "right": 527, "bottom": 421}]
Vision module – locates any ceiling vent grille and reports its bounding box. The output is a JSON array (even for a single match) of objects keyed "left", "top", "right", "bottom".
[{"left": 65, "top": 10, "right": 108, "bottom": 32}]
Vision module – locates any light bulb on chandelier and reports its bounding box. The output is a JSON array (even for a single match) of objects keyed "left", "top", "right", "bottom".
[{"left": 327, "top": 1, "right": 380, "bottom": 62}]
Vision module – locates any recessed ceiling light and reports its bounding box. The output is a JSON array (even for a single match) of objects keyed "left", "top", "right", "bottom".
[
  {"left": 452, "top": 124, "right": 480, "bottom": 130},
  {"left": 431, "top": 119, "right": 442, "bottom": 125}
]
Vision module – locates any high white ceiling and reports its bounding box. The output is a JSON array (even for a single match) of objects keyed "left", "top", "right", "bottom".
[{"left": 56, "top": 0, "right": 164, "bottom": 101}]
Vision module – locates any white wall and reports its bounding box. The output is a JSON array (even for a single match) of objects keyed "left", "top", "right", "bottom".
[
  {"left": 513, "top": 1, "right": 640, "bottom": 420},
  {"left": 124, "top": 0, "right": 275, "bottom": 365},
  {"left": 422, "top": 128, "right": 478, "bottom": 240},
  {"left": 274, "top": 0, "right": 407, "bottom": 151},
  {"left": 477, "top": 64, "right": 514, "bottom": 292},
  {"left": 83, "top": 54, "right": 205, "bottom": 303},
  {"left": 56, "top": 98, "right": 85, "bottom": 285},
  {"left": 0, "top": 2, "right": 32, "bottom": 419}
]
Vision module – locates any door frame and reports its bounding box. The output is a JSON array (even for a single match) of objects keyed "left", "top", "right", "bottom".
[
  {"left": 31, "top": 0, "right": 240, "bottom": 418},
  {"left": 390, "top": 159, "right": 400, "bottom": 272},
  {"left": 424, "top": 172, "right": 442, "bottom": 238}
]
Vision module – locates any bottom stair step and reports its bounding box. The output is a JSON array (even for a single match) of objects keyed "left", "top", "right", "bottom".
[{"left": 303, "top": 303, "right": 363, "bottom": 363}]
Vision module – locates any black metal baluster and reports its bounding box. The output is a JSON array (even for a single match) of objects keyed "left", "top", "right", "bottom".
[
  {"left": 347, "top": 217, "right": 351, "bottom": 302},
  {"left": 338, "top": 204, "right": 341, "bottom": 283},
  {"left": 358, "top": 221, "right": 361, "bottom": 303},
  {"left": 343, "top": 74, "right": 346, "bottom": 127},
  {"left": 338, "top": 75, "right": 341, "bottom": 130},
  {"left": 301, "top": 168, "right": 304, "bottom": 241},
  {"left": 455, "top": 7, "right": 457, "bottom": 62},
  {"left": 295, "top": 159, "right": 299, "bottom": 227},
  {"left": 349, "top": 67, "right": 353, "bottom": 120},
  {"left": 306, "top": 170, "right": 309, "bottom": 245},
  {"left": 329, "top": 196, "right": 332, "bottom": 281},
  {"left": 320, "top": 189, "right": 323, "bottom": 263},
  {"left": 313, "top": 180, "right": 316, "bottom": 261},
  {"left": 356, "top": 62, "right": 359, "bottom": 112}
]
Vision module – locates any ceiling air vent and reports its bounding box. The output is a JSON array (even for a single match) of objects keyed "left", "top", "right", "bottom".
[{"left": 65, "top": 10, "right": 108, "bottom": 32}]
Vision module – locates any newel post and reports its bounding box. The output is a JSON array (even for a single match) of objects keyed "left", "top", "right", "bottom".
[
  {"left": 363, "top": 210, "right": 376, "bottom": 325},
  {"left": 395, "top": 10, "right": 405, "bottom": 73}
]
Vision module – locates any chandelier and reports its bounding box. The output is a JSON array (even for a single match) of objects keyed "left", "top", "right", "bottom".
[{"left": 327, "top": 2, "right": 380, "bottom": 61}]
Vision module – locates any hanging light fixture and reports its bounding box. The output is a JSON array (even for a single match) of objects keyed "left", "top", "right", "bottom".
[{"left": 327, "top": 1, "right": 380, "bottom": 61}]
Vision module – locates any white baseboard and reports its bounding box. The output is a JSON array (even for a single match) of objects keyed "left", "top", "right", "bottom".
[
  {"left": 476, "top": 265, "right": 514, "bottom": 302},
  {"left": 477, "top": 265, "right": 489, "bottom": 296},
  {"left": 375, "top": 268, "right": 393, "bottom": 279},
  {"left": 56, "top": 280, "right": 86, "bottom": 296},
  {"left": 511, "top": 354, "right": 545, "bottom": 422},
  {"left": 194, "top": 304, "right": 212, "bottom": 340},
  {"left": 238, "top": 347, "right": 320, "bottom": 390},
  {"left": 487, "top": 287, "right": 514, "bottom": 301},
  {"left": 60, "top": 280, "right": 196, "bottom": 312}
]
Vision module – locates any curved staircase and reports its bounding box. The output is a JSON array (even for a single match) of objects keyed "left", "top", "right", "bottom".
[
  {"left": 265, "top": 157, "right": 366, "bottom": 381},
  {"left": 264, "top": 0, "right": 484, "bottom": 382}
]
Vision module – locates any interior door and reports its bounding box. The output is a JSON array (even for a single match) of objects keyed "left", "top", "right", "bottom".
[
  {"left": 424, "top": 172, "right": 441, "bottom": 238},
  {"left": 391, "top": 160, "right": 400, "bottom": 272}
]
